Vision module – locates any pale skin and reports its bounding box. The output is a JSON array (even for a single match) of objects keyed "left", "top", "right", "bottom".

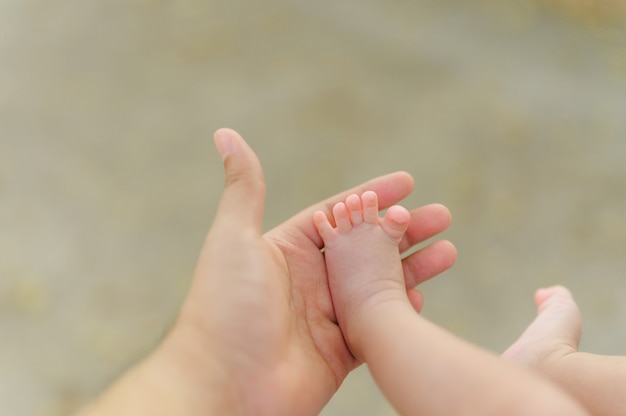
[
  {"left": 314, "top": 193, "right": 589, "bottom": 416},
  {"left": 503, "top": 285, "right": 626, "bottom": 416},
  {"left": 78, "top": 128, "right": 458, "bottom": 416}
]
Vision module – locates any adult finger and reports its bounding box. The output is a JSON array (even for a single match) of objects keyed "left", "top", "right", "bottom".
[
  {"left": 213, "top": 128, "right": 266, "bottom": 233},
  {"left": 399, "top": 203, "right": 452, "bottom": 253},
  {"left": 402, "top": 239, "right": 457, "bottom": 288}
]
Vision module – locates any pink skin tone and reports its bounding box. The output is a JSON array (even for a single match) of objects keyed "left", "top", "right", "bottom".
[
  {"left": 314, "top": 191, "right": 411, "bottom": 356},
  {"left": 79, "top": 129, "right": 459, "bottom": 416},
  {"left": 503, "top": 285, "right": 582, "bottom": 371},
  {"left": 314, "top": 193, "right": 589, "bottom": 416},
  {"left": 504, "top": 286, "right": 626, "bottom": 416}
]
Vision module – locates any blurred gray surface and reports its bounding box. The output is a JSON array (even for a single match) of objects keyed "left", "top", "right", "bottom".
[{"left": 1, "top": 1, "right": 626, "bottom": 415}]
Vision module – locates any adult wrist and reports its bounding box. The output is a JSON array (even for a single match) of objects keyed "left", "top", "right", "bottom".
[
  {"left": 80, "top": 325, "right": 244, "bottom": 416},
  {"left": 155, "top": 324, "right": 245, "bottom": 415}
]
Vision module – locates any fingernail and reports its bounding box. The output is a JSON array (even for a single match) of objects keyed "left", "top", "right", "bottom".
[{"left": 214, "top": 129, "right": 233, "bottom": 160}]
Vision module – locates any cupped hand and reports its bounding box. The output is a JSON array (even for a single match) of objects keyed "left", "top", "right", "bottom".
[{"left": 171, "top": 128, "right": 457, "bottom": 415}]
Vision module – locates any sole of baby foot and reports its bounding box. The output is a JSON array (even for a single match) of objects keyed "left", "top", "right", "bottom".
[{"left": 502, "top": 286, "right": 581, "bottom": 374}]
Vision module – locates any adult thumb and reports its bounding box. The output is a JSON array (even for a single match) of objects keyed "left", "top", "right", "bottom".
[{"left": 213, "top": 128, "right": 265, "bottom": 232}]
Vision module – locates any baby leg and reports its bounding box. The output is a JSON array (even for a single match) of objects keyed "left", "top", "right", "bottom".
[{"left": 313, "top": 191, "right": 411, "bottom": 352}]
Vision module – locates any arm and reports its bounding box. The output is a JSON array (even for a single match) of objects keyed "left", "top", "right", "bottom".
[
  {"left": 79, "top": 333, "right": 243, "bottom": 415},
  {"left": 357, "top": 302, "right": 589, "bottom": 416},
  {"left": 545, "top": 352, "right": 626, "bottom": 416},
  {"left": 78, "top": 128, "right": 457, "bottom": 416}
]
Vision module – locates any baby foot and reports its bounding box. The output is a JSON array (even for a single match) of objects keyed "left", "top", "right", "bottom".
[
  {"left": 502, "top": 286, "right": 581, "bottom": 374},
  {"left": 313, "top": 191, "right": 411, "bottom": 352}
]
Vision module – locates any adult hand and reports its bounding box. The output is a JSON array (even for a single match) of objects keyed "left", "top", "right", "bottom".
[{"left": 82, "top": 128, "right": 456, "bottom": 416}]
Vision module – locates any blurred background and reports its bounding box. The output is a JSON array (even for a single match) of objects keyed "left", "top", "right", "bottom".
[{"left": 1, "top": 0, "right": 625, "bottom": 414}]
